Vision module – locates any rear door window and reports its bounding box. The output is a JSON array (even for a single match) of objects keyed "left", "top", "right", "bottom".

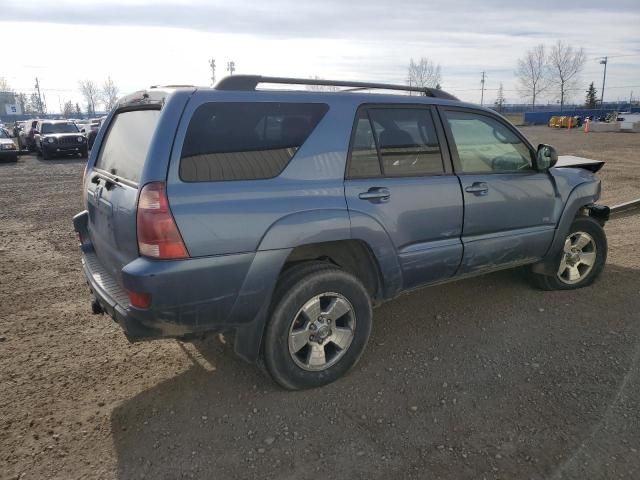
[
  {"left": 347, "top": 110, "right": 382, "bottom": 178},
  {"left": 95, "top": 109, "right": 161, "bottom": 183},
  {"left": 368, "top": 108, "right": 444, "bottom": 176},
  {"left": 179, "top": 102, "right": 329, "bottom": 182}
]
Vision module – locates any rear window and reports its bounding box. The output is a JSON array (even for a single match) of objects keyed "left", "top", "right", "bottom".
[
  {"left": 95, "top": 109, "right": 161, "bottom": 183},
  {"left": 180, "top": 102, "right": 329, "bottom": 182}
]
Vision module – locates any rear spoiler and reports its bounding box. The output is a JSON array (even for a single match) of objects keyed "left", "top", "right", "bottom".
[
  {"left": 115, "top": 86, "right": 195, "bottom": 111},
  {"left": 555, "top": 155, "right": 605, "bottom": 173}
]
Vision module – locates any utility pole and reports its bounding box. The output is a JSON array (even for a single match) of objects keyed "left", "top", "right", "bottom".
[
  {"left": 209, "top": 58, "right": 216, "bottom": 86},
  {"left": 480, "top": 71, "right": 486, "bottom": 106},
  {"left": 35, "top": 77, "right": 44, "bottom": 114},
  {"left": 227, "top": 61, "right": 236, "bottom": 76},
  {"left": 599, "top": 56, "right": 608, "bottom": 106}
]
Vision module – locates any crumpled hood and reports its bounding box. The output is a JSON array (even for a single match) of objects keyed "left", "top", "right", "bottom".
[{"left": 555, "top": 155, "right": 604, "bottom": 173}]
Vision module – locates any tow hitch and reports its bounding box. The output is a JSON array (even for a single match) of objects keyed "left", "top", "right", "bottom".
[{"left": 90, "top": 297, "right": 104, "bottom": 315}]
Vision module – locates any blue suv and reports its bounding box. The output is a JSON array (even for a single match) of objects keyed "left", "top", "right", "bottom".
[{"left": 74, "top": 76, "right": 609, "bottom": 389}]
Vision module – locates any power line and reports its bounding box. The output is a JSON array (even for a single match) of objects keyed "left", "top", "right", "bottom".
[{"left": 591, "top": 53, "right": 640, "bottom": 59}]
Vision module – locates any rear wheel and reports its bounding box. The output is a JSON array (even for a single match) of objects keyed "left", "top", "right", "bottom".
[
  {"left": 531, "top": 216, "right": 607, "bottom": 290},
  {"left": 263, "top": 263, "right": 372, "bottom": 390}
]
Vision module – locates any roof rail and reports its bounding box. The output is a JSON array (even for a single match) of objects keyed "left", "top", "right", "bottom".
[{"left": 215, "top": 75, "right": 459, "bottom": 101}]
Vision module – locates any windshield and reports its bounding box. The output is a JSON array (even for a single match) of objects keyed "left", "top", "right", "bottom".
[
  {"left": 0, "top": 129, "right": 9, "bottom": 139},
  {"left": 41, "top": 123, "right": 79, "bottom": 134}
]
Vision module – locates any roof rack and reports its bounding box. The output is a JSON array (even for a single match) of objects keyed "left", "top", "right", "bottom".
[{"left": 215, "top": 75, "right": 459, "bottom": 101}]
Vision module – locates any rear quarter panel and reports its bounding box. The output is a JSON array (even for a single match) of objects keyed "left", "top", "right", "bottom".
[{"left": 166, "top": 91, "right": 358, "bottom": 257}]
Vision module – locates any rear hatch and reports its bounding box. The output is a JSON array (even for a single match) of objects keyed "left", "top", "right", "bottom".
[{"left": 85, "top": 108, "right": 161, "bottom": 284}]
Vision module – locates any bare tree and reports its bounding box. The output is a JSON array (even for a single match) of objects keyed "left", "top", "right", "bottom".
[
  {"left": 62, "top": 101, "right": 75, "bottom": 118},
  {"left": 548, "top": 40, "right": 586, "bottom": 110},
  {"left": 515, "top": 44, "right": 550, "bottom": 110},
  {"left": 101, "top": 77, "right": 119, "bottom": 111},
  {"left": 27, "top": 92, "right": 43, "bottom": 114},
  {"left": 407, "top": 57, "right": 442, "bottom": 90},
  {"left": 0, "top": 77, "right": 12, "bottom": 92},
  {"left": 78, "top": 80, "right": 100, "bottom": 115}
]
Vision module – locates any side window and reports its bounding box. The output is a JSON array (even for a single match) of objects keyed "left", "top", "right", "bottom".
[
  {"left": 347, "top": 110, "right": 381, "bottom": 178},
  {"left": 368, "top": 108, "right": 444, "bottom": 176},
  {"left": 180, "top": 102, "right": 329, "bottom": 182},
  {"left": 445, "top": 111, "right": 533, "bottom": 173}
]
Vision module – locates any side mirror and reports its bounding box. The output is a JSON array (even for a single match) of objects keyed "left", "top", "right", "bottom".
[
  {"left": 33, "top": 130, "right": 40, "bottom": 135},
  {"left": 537, "top": 144, "right": 558, "bottom": 170}
]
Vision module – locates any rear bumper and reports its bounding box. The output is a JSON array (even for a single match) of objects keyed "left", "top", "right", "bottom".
[
  {"left": 80, "top": 249, "right": 156, "bottom": 339},
  {"left": 73, "top": 210, "right": 290, "bottom": 362},
  {"left": 80, "top": 244, "right": 255, "bottom": 341}
]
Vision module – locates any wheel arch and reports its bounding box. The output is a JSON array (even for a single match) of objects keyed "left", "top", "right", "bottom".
[{"left": 533, "top": 180, "right": 604, "bottom": 275}]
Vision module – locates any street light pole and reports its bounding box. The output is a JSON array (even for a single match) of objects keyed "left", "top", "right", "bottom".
[
  {"left": 480, "top": 71, "right": 486, "bottom": 106},
  {"left": 599, "top": 56, "right": 608, "bottom": 106}
]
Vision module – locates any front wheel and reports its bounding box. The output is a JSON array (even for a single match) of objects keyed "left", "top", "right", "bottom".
[
  {"left": 531, "top": 216, "right": 607, "bottom": 290},
  {"left": 263, "top": 263, "right": 372, "bottom": 390}
]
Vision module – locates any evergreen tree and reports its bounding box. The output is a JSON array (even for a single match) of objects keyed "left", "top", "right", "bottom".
[{"left": 585, "top": 82, "right": 598, "bottom": 108}]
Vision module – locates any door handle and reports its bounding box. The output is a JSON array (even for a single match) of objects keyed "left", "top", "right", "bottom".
[
  {"left": 358, "top": 187, "right": 390, "bottom": 202},
  {"left": 464, "top": 182, "right": 489, "bottom": 196}
]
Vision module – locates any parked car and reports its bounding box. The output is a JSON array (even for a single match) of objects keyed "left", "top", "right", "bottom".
[
  {"left": 78, "top": 116, "right": 106, "bottom": 150},
  {"left": 0, "top": 127, "right": 19, "bottom": 162},
  {"left": 19, "top": 119, "right": 40, "bottom": 151},
  {"left": 73, "top": 76, "right": 609, "bottom": 390},
  {"left": 34, "top": 120, "right": 88, "bottom": 159}
]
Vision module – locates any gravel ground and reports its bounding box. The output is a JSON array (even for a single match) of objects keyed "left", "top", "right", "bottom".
[{"left": 1, "top": 126, "right": 639, "bottom": 480}]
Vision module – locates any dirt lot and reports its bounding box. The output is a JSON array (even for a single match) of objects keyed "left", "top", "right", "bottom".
[{"left": 1, "top": 126, "right": 639, "bottom": 480}]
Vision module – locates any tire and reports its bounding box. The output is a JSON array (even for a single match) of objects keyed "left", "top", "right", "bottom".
[
  {"left": 531, "top": 216, "right": 607, "bottom": 290},
  {"left": 42, "top": 148, "right": 50, "bottom": 160},
  {"left": 263, "top": 262, "right": 372, "bottom": 390},
  {"left": 80, "top": 147, "right": 88, "bottom": 159}
]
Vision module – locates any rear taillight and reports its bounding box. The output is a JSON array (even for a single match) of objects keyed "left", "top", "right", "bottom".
[{"left": 136, "top": 182, "right": 189, "bottom": 259}]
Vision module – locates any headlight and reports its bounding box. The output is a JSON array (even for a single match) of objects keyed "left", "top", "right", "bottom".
[
  {"left": 46, "top": 137, "right": 56, "bottom": 144},
  {"left": 1, "top": 143, "right": 16, "bottom": 150},
  {"left": 77, "top": 136, "right": 84, "bottom": 143}
]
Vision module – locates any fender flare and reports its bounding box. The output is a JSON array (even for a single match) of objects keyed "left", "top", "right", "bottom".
[
  {"left": 533, "top": 180, "right": 601, "bottom": 275},
  {"left": 232, "top": 209, "right": 403, "bottom": 362}
]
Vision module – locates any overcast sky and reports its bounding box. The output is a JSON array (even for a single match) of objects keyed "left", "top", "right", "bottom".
[{"left": 2, "top": 0, "right": 639, "bottom": 112}]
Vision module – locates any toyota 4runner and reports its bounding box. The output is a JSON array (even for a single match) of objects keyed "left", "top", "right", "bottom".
[{"left": 73, "top": 76, "right": 609, "bottom": 389}]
